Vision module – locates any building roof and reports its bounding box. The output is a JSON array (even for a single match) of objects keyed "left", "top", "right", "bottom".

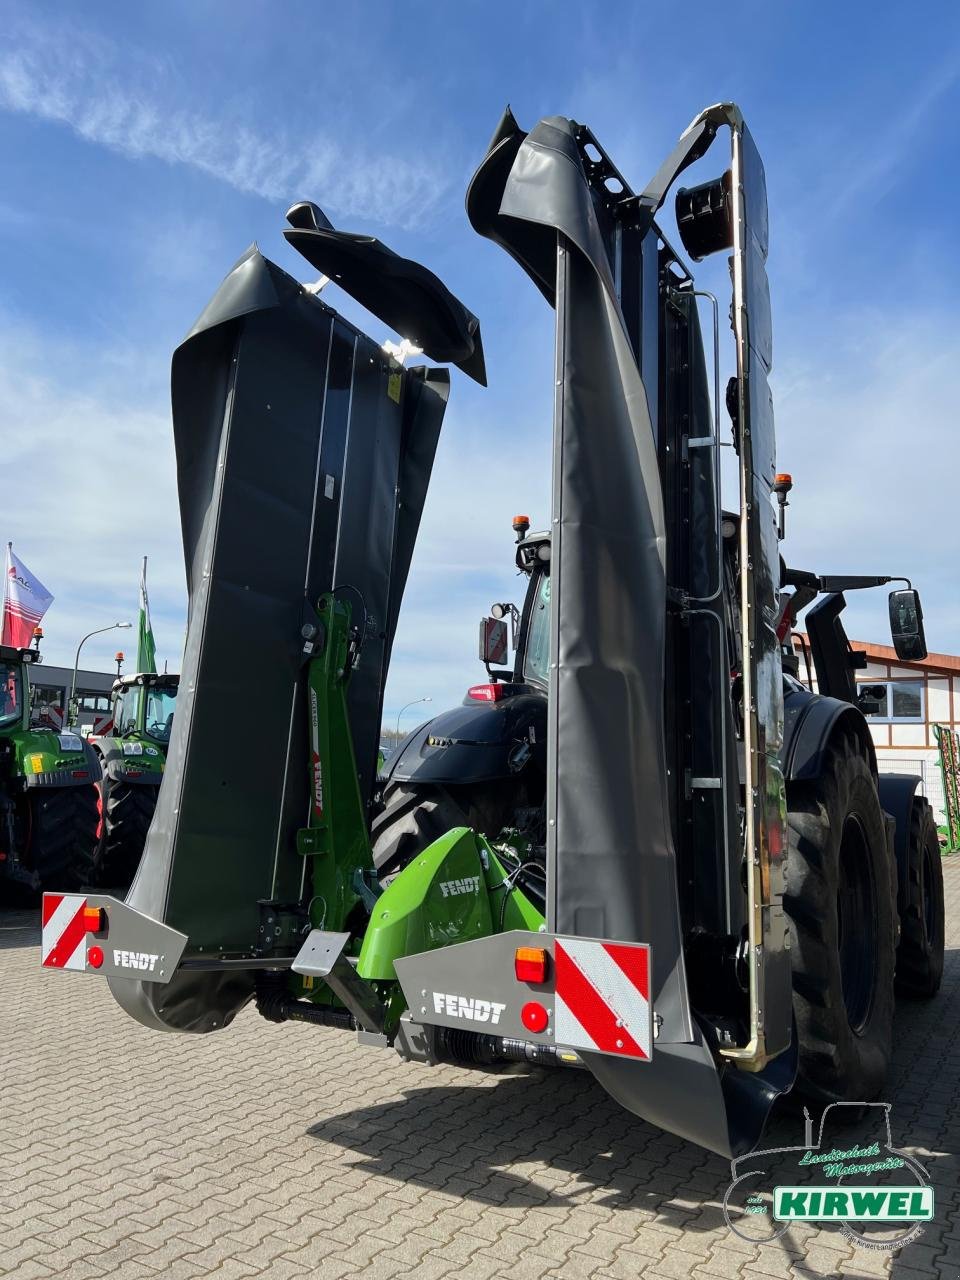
[{"left": 796, "top": 635, "right": 960, "bottom": 675}]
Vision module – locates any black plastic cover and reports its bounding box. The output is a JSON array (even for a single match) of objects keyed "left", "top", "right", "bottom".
[
  {"left": 284, "top": 201, "right": 486, "bottom": 385},
  {"left": 110, "top": 246, "right": 450, "bottom": 1032}
]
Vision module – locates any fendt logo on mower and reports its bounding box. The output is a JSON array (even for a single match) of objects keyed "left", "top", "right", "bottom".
[
  {"left": 308, "top": 688, "right": 324, "bottom": 817},
  {"left": 438, "top": 875, "right": 481, "bottom": 898},
  {"left": 432, "top": 992, "right": 506, "bottom": 1025},
  {"left": 113, "top": 950, "right": 160, "bottom": 972}
]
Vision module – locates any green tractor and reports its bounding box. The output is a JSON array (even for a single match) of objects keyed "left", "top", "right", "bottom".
[
  {"left": 0, "top": 644, "right": 100, "bottom": 895},
  {"left": 89, "top": 672, "right": 178, "bottom": 888}
]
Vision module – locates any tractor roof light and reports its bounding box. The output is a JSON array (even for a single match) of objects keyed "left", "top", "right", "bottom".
[{"left": 512, "top": 514, "right": 530, "bottom": 542}]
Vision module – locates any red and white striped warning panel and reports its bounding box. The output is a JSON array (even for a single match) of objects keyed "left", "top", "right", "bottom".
[
  {"left": 41, "top": 894, "right": 91, "bottom": 971},
  {"left": 554, "top": 937, "right": 652, "bottom": 1061},
  {"left": 41, "top": 892, "right": 189, "bottom": 981},
  {"left": 90, "top": 713, "right": 113, "bottom": 736}
]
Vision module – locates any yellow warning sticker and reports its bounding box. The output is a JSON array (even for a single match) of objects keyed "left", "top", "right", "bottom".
[
  {"left": 29, "top": 753, "right": 44, "bottom": 774},
  {"left": 387, "top": 371, "right": 402, "bottom": 404}
]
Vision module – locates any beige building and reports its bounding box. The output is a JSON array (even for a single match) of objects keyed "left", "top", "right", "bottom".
[{"left": 795, "top": 637, "right": 959, "bottom": 825}]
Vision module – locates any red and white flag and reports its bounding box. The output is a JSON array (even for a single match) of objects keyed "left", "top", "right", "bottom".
[{"left": 2, "top": 544, "right": 53, "bottom": 648}]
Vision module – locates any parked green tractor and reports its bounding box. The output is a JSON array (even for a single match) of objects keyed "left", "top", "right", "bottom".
[
  {"left": 89, "top": 673, "right": 178, "bottom": 888},
  {"left": 0, "top": 644, "right": 100, "bottom": 895}
]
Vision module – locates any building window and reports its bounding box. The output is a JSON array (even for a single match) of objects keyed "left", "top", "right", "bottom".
[
  {"left": 77, "top": 693, "right": 111, "bottom": 713},
  {"left": 857, "top": 679, "right": 925, "bottom": 724}
]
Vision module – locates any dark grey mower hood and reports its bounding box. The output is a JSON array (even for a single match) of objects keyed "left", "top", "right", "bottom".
[
  {"left": 110, "top": 243, "right": 456, "bottom": 1032},
  {"left": 466, "top": 108, "right": 793, "bottom": 1158}
]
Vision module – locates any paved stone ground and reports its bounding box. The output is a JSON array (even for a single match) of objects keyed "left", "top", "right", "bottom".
[{"left": 2, "top": 862, "right": 958, "bottom": 1280}]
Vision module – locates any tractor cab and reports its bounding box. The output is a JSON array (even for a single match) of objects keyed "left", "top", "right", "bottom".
[
  {"left": 111, "top": 674, "right": 179, "bottom": 746},
  {"left": 477, "top": 526, "right": 551, "bottom": 691},
  {"left": 0, "top": 650, "right": 26, "bottom": 730},
  {"left": 87, "top": 672, "right": 180, "bottom": 889}
]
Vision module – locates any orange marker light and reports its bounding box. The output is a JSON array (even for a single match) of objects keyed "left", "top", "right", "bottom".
[
  {"left": 83, "top": 906, "right": 106, "bottom": 934},
  {"left": 515, "top": 946, "right": 548, "bottom": 984}
]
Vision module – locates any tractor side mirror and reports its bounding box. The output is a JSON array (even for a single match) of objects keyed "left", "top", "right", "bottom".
[
  {"left": 889, "top": 589, "right": 927, "bottom": 662},
  {"left": 479, "top": 616, "right": 509, "bottom": 667}
]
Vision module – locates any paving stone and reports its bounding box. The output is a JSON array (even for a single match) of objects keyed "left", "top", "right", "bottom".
[{"left": 3, "top": 858, "right": 959, "bottom": 1280}]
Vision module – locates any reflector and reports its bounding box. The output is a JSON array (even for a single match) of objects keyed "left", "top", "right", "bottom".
[{"left": 521, "top": 1001, "right": 549, "bottom": 1033}]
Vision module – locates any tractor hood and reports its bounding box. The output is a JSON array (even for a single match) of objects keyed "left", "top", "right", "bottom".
[
  {"left": 111, "top": 240, "right": 467, "bottom": 1032},
  {"left": 384, "top": 692, "right": 547, "bottom": 789}
]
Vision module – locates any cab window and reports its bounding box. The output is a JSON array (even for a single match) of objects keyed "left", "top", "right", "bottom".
[
  {"left": 523, "top": 571, "right": 551, "bottom": 686},
  {"left": 145, "top": 686, "right": 177, "bottom": 743},
  {"left": 114, "top": 688, "right": 141, "bottom": 736},
  {"left": 0, "top": 662, "right": 22, "bottom": 727}
]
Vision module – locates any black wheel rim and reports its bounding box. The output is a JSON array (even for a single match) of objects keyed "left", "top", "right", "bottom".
[{"left": 837, "top": 813, "right": 877, "bottom": 1034}]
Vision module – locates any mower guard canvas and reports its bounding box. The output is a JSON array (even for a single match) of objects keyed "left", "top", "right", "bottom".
[
  {"left": 109, "top": 245, "right": 465, "bottom": 1035},
  {"left": 466, "top": 106, "right": 794, "bottom": 1155}
]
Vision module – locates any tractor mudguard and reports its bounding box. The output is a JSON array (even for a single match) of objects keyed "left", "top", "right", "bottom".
[
  {"left": 109, "top": 242, "right": 463, "bottom": 1034},
  {"left": 383, "top": 693, "right": 547, "bottom": 787},
  {"left": 17, "top": 730, "right": 100, "bottom": 788},
  {"left": 781, "top": 684, "right": 877, "bottom": 782},
  {"left": 95, "top": 736, "right": 165, "bottom": 786},
  {"left": 875, "top": 773, "right": 923, "bottom": 915}
]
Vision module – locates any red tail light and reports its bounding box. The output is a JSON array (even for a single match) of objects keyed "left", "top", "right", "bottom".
[
  {"left": 515, "top": 946, "right": 549, "bottom": 984},
  {"left": 467, "top": 683, "right": 505, "bottom": 702}
]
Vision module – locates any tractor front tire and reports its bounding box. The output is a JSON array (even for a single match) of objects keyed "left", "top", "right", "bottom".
[
  {"left": 784, "top": 731, "right": 897, "bottom": 1104},
  {"left": 29, "top": 786, "right": 99, "bottom": 891},
  {"left": 895, "top": 796, "right": 944, "bottom": 997},
  {"left": 96, "top": 779, "right": 157, "bottom": 889}
]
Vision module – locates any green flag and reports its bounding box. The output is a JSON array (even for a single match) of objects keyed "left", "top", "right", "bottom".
[{"left": 137, "top": 556, "right": 157, "bottom": 674}]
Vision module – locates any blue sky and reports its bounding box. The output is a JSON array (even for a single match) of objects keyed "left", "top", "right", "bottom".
[{"left": 1, "top": 1, "right": 958, "bottom": 726}]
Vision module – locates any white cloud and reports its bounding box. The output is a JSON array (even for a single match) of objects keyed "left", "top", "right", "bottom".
[
  {"left": 0, "top": 18, "right": 448, "bottom": 230},
  {"left": 770, "top": 309, "right": 960, "bottom": 652},
  {"left": 0, "top": 315, "right": 185, "bottom": 674}
]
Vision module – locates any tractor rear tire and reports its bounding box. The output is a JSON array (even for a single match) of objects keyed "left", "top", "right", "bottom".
[
  {"left": 784, "top": 731, "right": 897, "bottom": 1104},
  {"left": 96, "top": 779, "right": 157, "bottom": 889},
  {"left": 29, "top": 786, "right": 99, "bottom": 891},
  {"left": 895, "top": 796, "right": 944, "bottom": 997},
  {"left": 371, "top": 781, "right": 515, "bottom": 879}
]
